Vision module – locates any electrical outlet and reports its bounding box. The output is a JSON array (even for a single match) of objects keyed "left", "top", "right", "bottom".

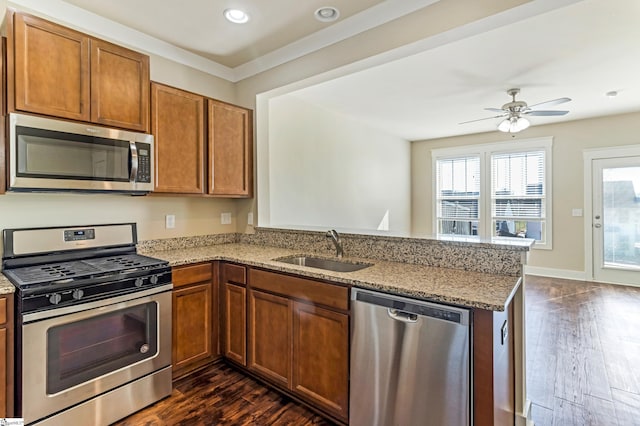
[
  {"left": 165, "top": 214, "right": 175, "bottom": 229},
  {"left": 221, "top": 212, "right": 232, "bottom": 225},
  {"left": 247, "top": 212, "right": 254, "bottom": 226}
]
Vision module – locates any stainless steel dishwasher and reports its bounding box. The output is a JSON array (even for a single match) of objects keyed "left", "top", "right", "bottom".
[{"left": 350, "top": 288, "right": 471, "bottom": 426}]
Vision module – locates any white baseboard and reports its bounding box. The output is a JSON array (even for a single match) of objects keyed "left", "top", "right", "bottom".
[{"left": 524, "top": 265, "right": 587, "bottom": 281}]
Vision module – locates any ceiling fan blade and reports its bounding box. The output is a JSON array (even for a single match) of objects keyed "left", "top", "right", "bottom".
[
  {"left": 459, "top": 114, "right": 506, "bottom": 124},
  {"left": 524, "top": 110, "right": 569, "bottom": 116},
  {"left": 528, "top": 97, "right": 571, "bottom": 109},
  {"left": 484, "top": 108, "right": 505, "bottom": 113}
]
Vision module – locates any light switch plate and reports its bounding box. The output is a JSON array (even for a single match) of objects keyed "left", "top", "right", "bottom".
[
  {"left": 165, "top": 214, "right": 175, "bottom": 229},
  {"left": 247, "top": 212, "right": 254, "bottom": 226},
  {"left": 221, "top": 212, "right": 232, "bottom": 225},
  {"left": 572, "top": 208, "right": 583, "bottom": 217}
]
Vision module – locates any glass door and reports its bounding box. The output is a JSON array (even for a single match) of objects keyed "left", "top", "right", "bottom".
[{"left": 592, "top": 156, "right": 640, "bottom": 285}]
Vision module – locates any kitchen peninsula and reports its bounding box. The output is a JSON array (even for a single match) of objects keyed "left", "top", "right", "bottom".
[{"left": 138, "top": 227, "right": 532, "bottom": 426}]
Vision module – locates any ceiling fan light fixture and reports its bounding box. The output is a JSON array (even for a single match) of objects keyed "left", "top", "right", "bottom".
[
  {"left": 498, "top": 118, "right": 511, "bottom": 132},
  {"left": 224, "top": 9, "right": 249, "bottom": 24},
  {"left": 498, "top": 116, "right": 530, "bottom": 133},
  {"left": 516, "top": 116, "right": 530, "bottom": 131}
]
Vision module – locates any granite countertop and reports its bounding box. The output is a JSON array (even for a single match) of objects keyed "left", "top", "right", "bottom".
[
  {"left": 144, "top": 243, "right": 522, "bottom": 311},
  {"left": 0, "top": 274, "right": 16, "bottom": 294}
]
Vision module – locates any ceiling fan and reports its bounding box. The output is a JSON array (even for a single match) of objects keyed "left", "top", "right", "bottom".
[{"left": 460, "top": 88, "right": 571, "bottom": 133}]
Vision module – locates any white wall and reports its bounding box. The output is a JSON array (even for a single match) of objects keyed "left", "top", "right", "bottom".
[
  {"left": 411, "top": 111, "right": 640, "bottom": 276},
  {"left": 264, "top": 96, "right": 411, "bottom": 235}
]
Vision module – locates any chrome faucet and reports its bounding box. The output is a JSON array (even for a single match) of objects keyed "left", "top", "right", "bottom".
[{"left": 326, "top": 229, "right": 344, "bottom": 258}]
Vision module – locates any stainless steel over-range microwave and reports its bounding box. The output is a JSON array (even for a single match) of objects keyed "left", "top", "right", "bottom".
[{"left": 8, "top": 113, "right": 154, "bottom": 194}]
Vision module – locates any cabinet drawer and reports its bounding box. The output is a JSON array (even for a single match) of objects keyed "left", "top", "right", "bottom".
[
  {"left": 172, "top": 263, "right": 212, "bottom": 287},
  {"left": 223, "top": 263, "right": 246, "bottom": 285},
  {"left": 249, "top": 269, "right": 348, "bottom": 311},
  {"left": 0, "top": 297, "right": 6, "bottom": 325}
]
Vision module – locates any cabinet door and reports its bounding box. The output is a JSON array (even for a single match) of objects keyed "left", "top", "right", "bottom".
[
  {"left": 152, "top": 83, "right": 205, "bottom": 193},
  {"left": 248, "top": 289, "right": 291, "bottom": 387},
  {"left": 172, "top": 282, "right": 212, "bottom": 375},
  {"left": 207, "top": 100, "right": 253, "bottom": 197},
  {"left": 90, "top": 39, "right": 149, "bottom": 131},
  {"left": 11, "top": 11, "right": 90, "bottom": 121},
  {"left": 224, "top": 282, "right": 247, "bottom": 366},
  {"left": 293, "top": 302, "right": 349, "bottom": 422},
  {"left": 0, "top": 327, "right": 6, "bottom": 417}
]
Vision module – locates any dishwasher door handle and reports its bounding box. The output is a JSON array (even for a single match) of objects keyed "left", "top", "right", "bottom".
[{"left": 388, "top": 308, "right": 418, "bottom": 323}]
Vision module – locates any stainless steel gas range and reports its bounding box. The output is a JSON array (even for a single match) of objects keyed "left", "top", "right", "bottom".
[{"left": 1, "top": 223, "right": 172, "bottom": 425}]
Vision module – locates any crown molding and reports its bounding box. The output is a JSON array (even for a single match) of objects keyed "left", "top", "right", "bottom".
[{"left": 7, "top": 0, "right": 439, "bottom": 82}]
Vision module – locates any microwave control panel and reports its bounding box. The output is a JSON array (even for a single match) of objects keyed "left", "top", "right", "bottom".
[{"left": 136, "top": 143, "right": 151, "bottom": 183}]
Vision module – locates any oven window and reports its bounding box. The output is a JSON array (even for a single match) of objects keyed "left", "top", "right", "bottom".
[{"left": 47, "top": 302, "right": 158, "bottom": 394}]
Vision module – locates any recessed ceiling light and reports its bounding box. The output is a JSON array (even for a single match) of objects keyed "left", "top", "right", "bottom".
[
  {"left": 314, "top": 7, "right": 340, "bottom": 22},
  {"left": 224, "top": 9, "right": 249, "bottom": 24},
  {"left": 605, "top": 90, "right": 618, "bottom": 98}
]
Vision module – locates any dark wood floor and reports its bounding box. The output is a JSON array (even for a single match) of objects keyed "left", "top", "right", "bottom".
[
  {"left": 116, "top": 276, "right": 640, "bottom": 426},
  {"left": 526, "top": 275, "right": 640, "bottom": 426},
  {"left": 114, "top": 362, "right": 332, "bottom": 426}
]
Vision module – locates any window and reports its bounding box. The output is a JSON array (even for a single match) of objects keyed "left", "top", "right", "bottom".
[
  {"left": 432, "top": 137, "right": 552, "bottom": 249},
  {"left": 435, "top": 156, "right": 480, "bottom": 236}
]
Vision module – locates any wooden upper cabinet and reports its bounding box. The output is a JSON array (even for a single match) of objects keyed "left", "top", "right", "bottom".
[
  {"left": 10, "top": 11, "right": 90, "bottom": 121},
  {"left": 151, "top": 82, "right": 205, "bottom": 194},
  {"left": 90, "top": 39, "right": 149, "bottom": 131},
  {"left": 208, "top": 99, "right": 253, "bottom": 197},
  {"left": 7, "top": 10, "right": 149, "bottom": 132}
]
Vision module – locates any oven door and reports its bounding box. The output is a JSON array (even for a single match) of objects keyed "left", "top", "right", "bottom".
[{"left": 21, "top": 286, "right": 172, "bottom": 424}]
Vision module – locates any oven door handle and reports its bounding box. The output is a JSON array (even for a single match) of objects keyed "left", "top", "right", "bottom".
[{"left": 23, "top": 283, "right": 173, "bottom": 323}]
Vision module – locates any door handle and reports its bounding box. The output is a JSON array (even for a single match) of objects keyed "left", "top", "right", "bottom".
[
  {"left": 388, "top": 309, "right": 418, "bottom": 323},
  {"left": 594, "top": 223, "right": 602, "bottom": 228}
]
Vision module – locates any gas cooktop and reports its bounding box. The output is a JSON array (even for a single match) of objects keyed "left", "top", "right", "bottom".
[{"left": 5, "top": 253, "right": 168, "bottom": 288}]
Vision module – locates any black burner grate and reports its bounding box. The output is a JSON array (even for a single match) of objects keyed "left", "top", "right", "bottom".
[{"left": 5, "top": 254, "right": 167, "bottom": 287}]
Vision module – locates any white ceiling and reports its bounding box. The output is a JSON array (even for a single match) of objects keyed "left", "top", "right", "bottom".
[
  {"left": 288, "top": 0, "right": 640, "bottom": 140},
  {"left": 21, "top": 0, "right": 640, "bottom": 141},
  {"left": 61, "top": 0, "right": 386, "bottom": 67}
]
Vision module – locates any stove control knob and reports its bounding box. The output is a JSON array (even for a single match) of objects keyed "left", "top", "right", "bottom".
[
  {"left": 72, "top": 289, "right": 84, "bottom": 300},
  {"left": 49, "top": 293, "right": 62, "bottom": 305},
  {"left": 149, "top": 275, "right": 159, "bottom": 285},
  {"left": 135, "top": 277, "right": 144, "bottom": 287}
]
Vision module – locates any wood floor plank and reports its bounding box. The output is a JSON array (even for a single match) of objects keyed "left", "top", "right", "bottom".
[
  {"left": 584, "top": 395, "right": 618, "bottom": 426},
  {"left": 552, "top": 397, "right": 587, "bottom": 426},
  {"left": 526, "top": 276, "right": 640, "bottom": 426},
  {"left": 611, "top": 388, "right": 640, "bottom": 425},
  {"left": 530, "top": 403, "right": 554, "bottom": 426},
  {"left": 114, "top": 362, "right": 332, "bottom": 426}
]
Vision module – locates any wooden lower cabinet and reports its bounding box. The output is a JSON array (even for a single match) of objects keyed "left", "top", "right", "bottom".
[
  {"left": 244, "top": 268, "right": 350, "bottom": 423},
  {"left": 0, "top": 294, "right": 14, "bottom": 417},
  {"left": 292, "top": 302, "right": 349, "bottom": 421},
  {"left": 248, "top": 290, "right": 291, "bottom": 387},
  {"left": 172, "top": 263, "right": 217, "bottom": 379},
  {"left": 222, "top": 263, "right": 247, "bottom": 366}
]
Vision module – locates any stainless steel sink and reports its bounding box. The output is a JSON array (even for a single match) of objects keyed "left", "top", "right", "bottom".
[{"left": 275, "top": 255, "right": 372, "bottom": 273}]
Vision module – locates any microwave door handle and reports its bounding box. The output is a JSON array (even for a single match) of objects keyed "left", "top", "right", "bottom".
[{"left": 129, "top": 142, "right": 138, "bottom": 182}]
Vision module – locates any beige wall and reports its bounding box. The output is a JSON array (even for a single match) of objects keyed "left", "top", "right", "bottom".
[
  {"left": 411, "top": 111, "right": 640, "bottom": 274},
  {"left": 0, "top": 3, "right": 242, "bottom": 242}
]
